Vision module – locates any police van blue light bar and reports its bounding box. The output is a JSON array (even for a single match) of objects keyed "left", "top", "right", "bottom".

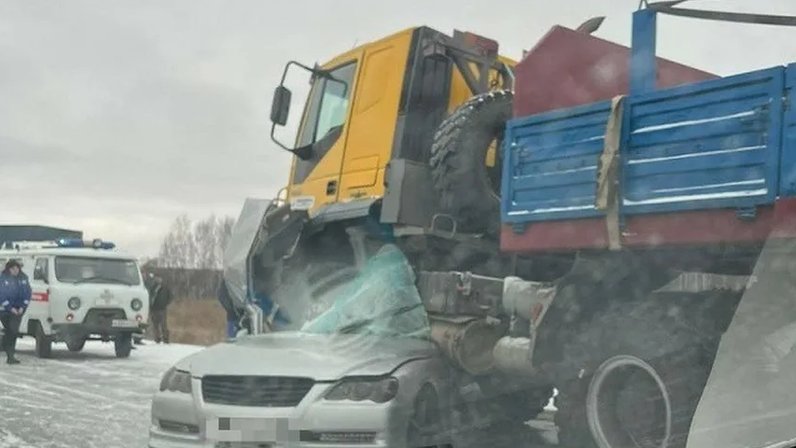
[{"left": 56, "top": 238, "right": 116, "bottom": 249}]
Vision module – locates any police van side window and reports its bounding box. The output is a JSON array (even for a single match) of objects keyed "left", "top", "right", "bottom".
[{"left": 34, "top": 258, "right": 49, "bottom": 283}]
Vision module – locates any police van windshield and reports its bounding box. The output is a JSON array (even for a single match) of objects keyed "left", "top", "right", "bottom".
[{"left": 54, "top": 256, "right": 141, "bottom": 286}]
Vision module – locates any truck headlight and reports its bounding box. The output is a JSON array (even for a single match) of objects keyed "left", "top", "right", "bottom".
[
  {"left": 325, "top": 377, "right": 398, "bottom": 403},
  {"left": 131, "top": 298, "right": 143, "bottom": 311},
  {"left": 67, "top": 297, "right": 81, "bottom": 310},
  {"left": 159, "top": 367, "right": 192, "bottom": 394}
]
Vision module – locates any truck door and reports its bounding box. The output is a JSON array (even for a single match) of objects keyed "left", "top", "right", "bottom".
[
  {"left": 338, "top": 30, "right": 414, "bottom": 201},
  {"left": 288, "top": 54, "right": 362, "bottom": 211}
]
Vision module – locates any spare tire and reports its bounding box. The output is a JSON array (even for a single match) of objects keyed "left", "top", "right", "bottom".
[{"left": 430, "top": 90, "right": 513, "bottom": 234}]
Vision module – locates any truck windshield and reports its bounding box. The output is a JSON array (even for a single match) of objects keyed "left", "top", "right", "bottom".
[
  {"left": 297, "top": 62, "right": 356, "bottom": 146},
  {"left": 54, "top": 256, "right": 141, "bottom": 286},
  {"left": 292, "top": 62, "right": 357, "bottom": 183}
]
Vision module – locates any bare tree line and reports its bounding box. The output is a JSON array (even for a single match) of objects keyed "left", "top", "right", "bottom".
[
  {"left": 156, "top": 214, "right": 235, "bottom": 270},
  {"left": 140, "top": 214, "right": 235, "bottom": 299}
]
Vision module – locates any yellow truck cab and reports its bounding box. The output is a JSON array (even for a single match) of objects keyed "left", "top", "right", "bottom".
[
  {"left": 245, "top": 26, "right": 516, "bottom": 316},
  {"left": 270, "top": 26, "right": 515, "bottom": 219}
]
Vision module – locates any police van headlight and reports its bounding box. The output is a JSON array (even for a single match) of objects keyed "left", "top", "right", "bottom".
[
  {"left": 67, "top": 297, "right": 82, "bottom": 310},
  {"left": 131, "top": 298, "right": 143, "bottom": 311},
  {"left": 159, "top": 367, "right": 192, "bottom": 394}
]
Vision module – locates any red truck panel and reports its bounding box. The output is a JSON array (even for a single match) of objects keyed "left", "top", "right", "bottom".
[
  {"left": 500, "top": 198, "right": 796, "bottom": 253},
  {"left": 513, "top": 26, "right": 717, "bottom": 117}
]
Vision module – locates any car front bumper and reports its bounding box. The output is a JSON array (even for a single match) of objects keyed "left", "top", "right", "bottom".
[
  {"left": 148, "top": 378, "right": 407, "bottom": 448},
  {"left": 52, "top": 322, "right": 147, "bottom": 338}
]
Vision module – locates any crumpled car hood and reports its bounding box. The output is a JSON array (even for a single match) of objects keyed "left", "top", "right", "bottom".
[{"left": 180, "top": 332, "right": 438, "bottom": 381}]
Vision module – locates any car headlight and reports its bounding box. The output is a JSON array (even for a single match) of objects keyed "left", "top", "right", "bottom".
[
  {"left": 159, "top": 367, "right": 192, "bottom": 394},
  {"left": 131, "top": 298, "right": 143, "bottom": 311},
  {"left": 67, "top": 297, "right": 81, "bottom": 310},
  {"left": 325, "top": 377, "right": 398, "bottom": 403}
]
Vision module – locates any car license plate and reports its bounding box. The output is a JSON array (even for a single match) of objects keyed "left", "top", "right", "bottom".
[{"left": 111, "top": 319, "right": 138, "bottom": 328}]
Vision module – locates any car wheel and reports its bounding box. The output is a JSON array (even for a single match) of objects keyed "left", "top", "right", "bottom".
[
  {"left": 114, "top": 333, "right": 132, "bottom": 358},
  {"left": 406, "top": 384, "right": 452, "bottom": 448},
  {"left": 66, "top": 337, "right": 86, "bottom": 352},
  {"left": 34, "top": 322, "right": 53, "bottom": 358}
]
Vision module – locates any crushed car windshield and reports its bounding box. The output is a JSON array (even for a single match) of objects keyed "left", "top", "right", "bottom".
[
  {"left": 300, "top": 245, "right": 431, "bottom": 339},
  {"left": 54, "top": 256, "right": 141, "bottom": 286}
]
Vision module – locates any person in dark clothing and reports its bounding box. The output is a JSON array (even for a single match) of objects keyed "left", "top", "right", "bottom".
[
  {"left": 217, "top": 280, "right": 240, "bottom": 339},
  {"left": 0, "top": 260, "right": 31, "bottom": 364},
  {"left": 148, "top": 275, "right": 173, "bottom": 343}
]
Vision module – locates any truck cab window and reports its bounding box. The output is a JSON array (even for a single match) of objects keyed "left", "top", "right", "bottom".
[{"left": 293, "top": 62, "right": 357, "bottom": 184}]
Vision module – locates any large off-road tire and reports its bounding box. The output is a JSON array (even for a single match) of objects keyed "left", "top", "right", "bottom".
[
  {"left": 554, "top": 301, "right": 719, "bottom": 448},
  {"left": 430, "top": 90, "right": 513, "bottom": 234},
  {"left": 34, "top": 322, "right": 53, "bottom": 359}
]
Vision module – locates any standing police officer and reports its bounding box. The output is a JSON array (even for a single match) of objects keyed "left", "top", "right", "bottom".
[{"left": 0, "top": 260, "right": 31, "bottom": 364}]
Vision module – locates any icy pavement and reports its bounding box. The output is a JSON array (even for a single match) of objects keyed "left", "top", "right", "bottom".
[{"left": 0, "top": 338, "right": 202, "bottom": 448}]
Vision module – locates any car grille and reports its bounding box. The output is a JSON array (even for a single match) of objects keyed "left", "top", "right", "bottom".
[{"left": 201, "top": 376, "right": 314, "bottom": 407}]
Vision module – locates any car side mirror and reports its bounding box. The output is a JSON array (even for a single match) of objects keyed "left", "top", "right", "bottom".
[{"left": 270, "top": 86, "right": 292, "bottom": 126}]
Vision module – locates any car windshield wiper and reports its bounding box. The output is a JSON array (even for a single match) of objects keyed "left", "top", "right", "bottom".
[{"left": 74, "top": 276, "right": 131, "bottom": 286}]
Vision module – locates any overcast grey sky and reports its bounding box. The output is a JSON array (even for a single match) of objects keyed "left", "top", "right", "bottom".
[{"left": 1, "top": 0, "right": 795, "bottom": 257}]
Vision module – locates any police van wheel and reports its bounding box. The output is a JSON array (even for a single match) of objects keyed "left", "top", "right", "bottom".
[
  {"left": 114, "top": 333, "right": 132, "bottom": 358},
  {"left": 66, "top": 337, "right": 86, "bottom": 352},
  {"left": 34, "top": 323, "right": 53, "bottom": 359}
]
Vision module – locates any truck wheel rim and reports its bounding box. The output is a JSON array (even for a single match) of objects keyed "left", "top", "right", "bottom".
[{"left": 586, "top": 355, "right": 672, "bottom": 448}]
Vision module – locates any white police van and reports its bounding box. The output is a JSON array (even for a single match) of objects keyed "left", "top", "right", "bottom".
[{"left": 0, "top": 238, "right": 149, "bottom": 358}]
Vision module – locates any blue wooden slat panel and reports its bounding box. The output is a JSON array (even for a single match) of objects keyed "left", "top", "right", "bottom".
[
  {"left": 515, "top": 123, "right": 606, "bottom": 150},
  {"left": 520, "top": 139, "right": 605, "bottom": 164},
  {"left": 624, "top": 132, "right": 764, "bottom": 161},
  {"left": 625, "top": 148, "right": 767, "bottom": 178},
  {"left": 502, "top": 101, "right": 611, "bottom": 222},
  {"left": 622, "top": 66, "right": 784, "bottom": 215},
  {"left": 632, "top": 68, "right": 778, "bottom": 110},
  {"left": 502, "top": 66, "right": 787, "bottom": 225},
  {"left": 632, "top": 81, "right": 775, "bottom": 117},
  {"left": 516, "top": 153, "right": 597, "bottom": 176},
  {"left": 628, "top": 111, "right": 769, "bottom": 148},
  {"left": 627, "top": 167, "right": 767, "bottom": 193},
  {"left": 781, "top": 63, "right": 796, "bottom": 197},
  {"left": 632, "top": 95, "right": 771, "bottom": 131}
]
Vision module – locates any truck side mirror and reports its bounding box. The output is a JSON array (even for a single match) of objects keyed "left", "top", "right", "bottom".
[{"left": 270, "top": 86, "right": 292, "bottom": 126}]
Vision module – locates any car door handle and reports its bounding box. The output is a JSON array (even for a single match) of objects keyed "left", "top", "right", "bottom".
[{"left": 326, "top": 180, "right": 337, "bottom": 196}]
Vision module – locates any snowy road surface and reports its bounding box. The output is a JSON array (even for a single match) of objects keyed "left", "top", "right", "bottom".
[{"left": 0, "top": 338, "right": 202, "bottom": 448}]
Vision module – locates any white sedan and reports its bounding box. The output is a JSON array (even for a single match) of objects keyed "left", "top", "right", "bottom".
[{"left": 147, "top": 331, "right": 457, "bottom": 448}]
